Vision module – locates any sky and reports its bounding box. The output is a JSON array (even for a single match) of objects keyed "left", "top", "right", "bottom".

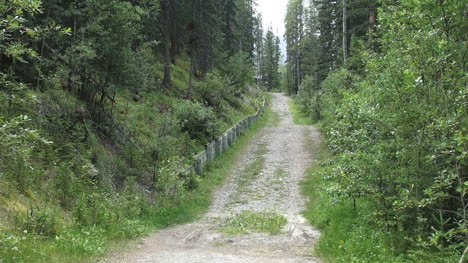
[
  {"left": 256, "top": 0, "right": 288, "bottom": 61},
  {"left": 256, "top": 0, "right": 288, "bottom": 38}
]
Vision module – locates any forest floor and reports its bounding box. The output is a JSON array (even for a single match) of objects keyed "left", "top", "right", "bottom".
[{"left": 102, "top": 93, "right": 322, "bottom": 263}]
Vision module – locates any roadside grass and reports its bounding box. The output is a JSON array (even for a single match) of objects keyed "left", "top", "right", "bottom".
[
  {"left": 101, "top": 95, "right": 274, "bottom": 259},
  {"left": 294, "top": 101, "right": 407, "bottom": 263},
  {"left": 144, "top": 95, "right": 272, "bottom": 226},
  {"left": 220, "top": 211, "right": 287, "bottom": 235},
  {"left": 0, "top": 96, "right": 272, "bottom": 263},
  {"left": 300, "top": 152, "right": 457, "bottom": 263},
  {"left": 288, "top": 99, "right": 313, "bottom": 125},
  {"left": 301, "top": 157, "right": 406, "bottom": 262}
]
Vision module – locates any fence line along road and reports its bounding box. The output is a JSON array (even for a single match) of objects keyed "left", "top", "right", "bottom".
[{"left": 183, "top": 98, "right": 266, "bottom": 176}]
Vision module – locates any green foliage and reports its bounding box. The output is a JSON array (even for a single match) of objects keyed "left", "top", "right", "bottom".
[
  {"left": 296, "top": 76, "right": 321, "bottom": 121},
  {"left": 0, "top": 0, "right": 262, "bottom": 261},
  {"left": 154, "top": 157, "right": 188, "bottom": 201},
  {"left": 72, "top": 189, "right": 149, "bottom": 236},
  {"left": 0, "top": 230, "right": 35, "bottom": 263},
  {"left": 0, "top": 115, "right": 51, "bottom": 188},
  {"left": 260, "top": 29, "right": 282, "bottom": 91},
  {"left": 284, "top": 0, "right": 304, "bottom": 94},
  {"left": 14, "top": 207, "right": 62, "bottom": 237},
  {"left": 294, "top": 0, "right": 467, "bottom": 261},
  {"left": 173, "top": 100, "right": 219, "bottom": 142},
  {"left": 0, "top": 0, "right": 42, "bottom": 62},
  {"left": 222, "top": 52, "right": 255, "bottom": 95},
  {"left": 288, "top": 99, "right": 313, "bottom": 125},
  {"left": 197, "top": 72, "right": 233, "bottom": 108},
  {"left": 302, "top": 161, "right": 461, "bottom": 263},
  {"left": 53, "top": 227, "right": 106, "bottom": 256},
  {"left": 221, "top": 211, "right": 287, "bottom": 235}
]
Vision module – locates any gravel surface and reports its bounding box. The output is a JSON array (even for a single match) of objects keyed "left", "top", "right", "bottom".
[{"left": 103, "top": 93, "right": 321, "bottom": 263}]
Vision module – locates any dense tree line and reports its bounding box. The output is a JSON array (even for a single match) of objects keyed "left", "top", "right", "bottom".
[
  {"left": 0, "top": 0, "right": 260, "bottom": 184},
  {"left": 287, "top": 0, "right": 467, "bottom": 260},
  {"left": 1, "top": 0, "right": 259, "bottom": 105},
  {"left": 0, "top": 0, "right": 266, "bottom": 261},
  {"left": 257, "top": 27, "right": 282, "bottom": 91}
]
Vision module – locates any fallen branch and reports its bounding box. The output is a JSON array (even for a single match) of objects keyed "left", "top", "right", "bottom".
[{"left": 460, "top": 245, "right": 468, "bottom": 263}]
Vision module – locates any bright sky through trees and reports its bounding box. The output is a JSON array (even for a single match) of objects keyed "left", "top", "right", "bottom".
[
  {"left": 257, "top": 0, "right": 287, "bottom": 36},
  {"left": 257, "top": 0, "right": 288, "bottom": 60}
]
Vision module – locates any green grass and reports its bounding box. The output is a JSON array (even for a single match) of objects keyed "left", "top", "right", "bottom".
[
  {"left": 0, "top": 95, "right": 272, "bottom": 263},
  {"left": 288, "top": 99, "right": 313, "bottom": 125},
  {"left": 271, "top": 167, "right": 287, "bottom": 186},
  {"left": 299, "top": 140, "right": 406, "bottom": 263},
  {"left": 236, "top": 143, "right": 267, "bottom": 188},
  {"left": 148, "top": 96, "right": 271, "bottom": 222},
  {"left": 100, "top": 95, "right": 274, "bottom": 259},
  {"left": 220, "top": 211, "right": 287, "bottom": 235}
]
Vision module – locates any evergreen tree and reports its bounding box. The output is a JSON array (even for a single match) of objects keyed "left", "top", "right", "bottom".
[
  {"left": 254, "top": 14, "right": 264, "bottom": 84},
  {"left": 237, "top": 0, "right": 256, "bottom": 58},
  {"left": 284, "top": 0, "right": 304, "bottom": 94},
  {"left": 222, "top": 0, "right": 238, "bottom": 57},
  {"left": 261, "top": 28, "right": 281, "bottom": 91}
]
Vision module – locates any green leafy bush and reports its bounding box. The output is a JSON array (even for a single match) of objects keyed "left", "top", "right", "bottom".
[
  {"left": 298, "top": 0, "right": 467, "bottom": 260},
  {"left": 0, "top": 230, "right": 32, "bottom": 262},
  {"left": 221, "top": 52, "right": 255, "bottom": 96},
  {"left": 14, "top": 208, "right": 62, "bottom": 237},
  {"left": 53, "top": 227, "right": 106, "bottom": 256},
  {"left": 173, "top": 100, "right": 219, "bottom": 143}
]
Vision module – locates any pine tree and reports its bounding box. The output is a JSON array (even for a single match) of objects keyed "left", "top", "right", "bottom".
[
  {"left": 254, "top": 14, "right": 264, "bottom": 84},
  {"left": 284, "top": 0, "right": 305, "bottom": 94},
  {"left": 261, "top": 28, "right": 281, "bottom": 91}
]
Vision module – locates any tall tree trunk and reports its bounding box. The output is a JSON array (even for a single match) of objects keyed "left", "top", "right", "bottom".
[
  {"left": 162, "top": 0, "right": 172, "bottom": 88},
  {"left": 162, "top": 44, "right": 171, "bottom": 88},
  {"left": 186, "top": 0, "right": 198, "bottom": 99},
  {"left": 343, "top": 0, "right": 348, "bottom": 63},
  {"left": 36, "top": 9, "right": 50, "bottom": 90},
  {"left": 186, "top": 55, "right": 194, "bottom": 99},
  {"left": 368, "top": 8, "right": 377, "bottom": 45},
  {"left": 170, "top": 15, "right": 177, "bottom": 64},
  {"left": 460, "top": 245, "right": 468, "bottom": 263}
]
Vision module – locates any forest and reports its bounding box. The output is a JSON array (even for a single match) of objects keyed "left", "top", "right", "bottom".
[
  {"left": 0, "top": 0, "right": 283, "bottom": 261},
  {"left": 285, "top": 0, "right": 467, "bottom": 262},
  {"left": 0, "top": 0, "right": 466, "bottom": 262}
]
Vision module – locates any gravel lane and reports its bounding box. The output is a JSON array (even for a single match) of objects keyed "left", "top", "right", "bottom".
[{"left": 103, "top": 93, "right": 321, "bottom": 263}]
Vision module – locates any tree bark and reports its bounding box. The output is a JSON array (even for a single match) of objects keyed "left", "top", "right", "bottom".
[
  {"left": 170, "top": 14, "right": 177, "bottom": 65},
  {"left": 186, "top": 54, "right": 194, "bottom": 99},
  {"left": 161, "top": 0, "right": 172, "bottom": 88},
  {"left": 162, "top": 44, "right": 171, "bottom": 88},
  {"left": 369, "top": 9, "right": 377, "bottom": 45},
  {"left": 459, "top": 245, "right": 468, "bottom": 263},
  {"left": 343, "top": 0, "right": 348, "bottom": 63}
]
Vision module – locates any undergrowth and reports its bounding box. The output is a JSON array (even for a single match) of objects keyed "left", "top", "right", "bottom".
[
  {"left": 0, "top": 93, "right": 271, "bottom": 263},
  {"left": 288, "top": 98, "right": 313, "bottom": 125},
  {"left": 294, "top": 100, "right": 461, "bottom": 263}
]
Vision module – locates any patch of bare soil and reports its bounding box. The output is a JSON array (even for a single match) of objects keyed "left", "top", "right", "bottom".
[{"left": 102, "top": 93, "right": 321, "bottom": 263}]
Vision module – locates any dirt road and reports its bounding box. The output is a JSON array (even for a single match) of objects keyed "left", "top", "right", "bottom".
[{"left": 103, "top": 93, "right": 321, "bottom": 263}]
